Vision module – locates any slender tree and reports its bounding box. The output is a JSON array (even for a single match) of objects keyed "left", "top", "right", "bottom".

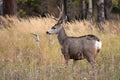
[
  {"left": 60, "top": 0, "right": 67, "bottom": 19},
  {"left": 88, "top": 0, "right": 93, "bottom": 30},
  {"left": 80, "top": 0, "right": 87, "bottom": 19},
  {"left": 97, "top": 0, "right": 105, "bottom": 22},
  {"left": 0, "top": 0, "right": 3, "bottom": 15},
  {"left": 97, "top": 0, "right": 105, "bottom": 32},
  {"left": 88, "top": 0, "right": 93, "bottom": 19},
  {"left": 67, "top": 0, "right": 73, "bottom": 21},
  {"left": 118, "top": 0, "right": 120, "bottom": 8},
  {"left": 104, "top": 0, "right": 113, "bottom": 19},
  {"left": 3, "top": 0, "right": 17, "bottom": 16}
]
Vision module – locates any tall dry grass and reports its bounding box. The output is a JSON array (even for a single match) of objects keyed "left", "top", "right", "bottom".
[{"left": 0, "top": 16, "right": 120, "bottom": 80}]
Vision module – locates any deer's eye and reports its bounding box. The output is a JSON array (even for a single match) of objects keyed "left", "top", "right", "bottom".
[{"left": 52, "top": 27, "right": 56, "bottom": 29}]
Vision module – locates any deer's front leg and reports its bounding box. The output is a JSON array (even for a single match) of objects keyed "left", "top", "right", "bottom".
[{"left": 61, "top": 48, "right": 69, "bottom": 68}]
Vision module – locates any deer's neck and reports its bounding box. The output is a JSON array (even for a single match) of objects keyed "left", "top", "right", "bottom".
[{"left": 57, "top": 27, "right": 67, "bottom": 46}]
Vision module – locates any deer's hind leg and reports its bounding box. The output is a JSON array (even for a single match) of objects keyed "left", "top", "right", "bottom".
[
  {"left": 72, "top": 60, "right": 77, "bottom": 71},
  {"left": 85, "top": 52, "right": 98, "bottom": 80}
]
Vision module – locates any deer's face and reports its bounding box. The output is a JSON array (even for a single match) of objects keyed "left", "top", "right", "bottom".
[{"left": 46, "top": 23, "right": 63, "bottom": 35}]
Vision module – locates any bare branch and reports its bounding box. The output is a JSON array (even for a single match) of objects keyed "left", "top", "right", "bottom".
[{"left": 31, "top": 33, "right": 40, "bottom": 46}]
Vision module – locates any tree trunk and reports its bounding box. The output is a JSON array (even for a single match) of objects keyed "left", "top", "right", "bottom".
[
  {"left": 60, "top": 0, "right": 67, "bottom": 19},
  {"left": 0, "top": 0, "right": 3, "bottom": 15},
  {"left": 88, "top": 0, "right": 93, "bottom": 19},
  {"left": 3, "top": 0, "right": 17, "bottom": 16},
  {"left": 92, "top": 0, "right": 98, "bottom": 19},
  {"left": 64, "top": 0, "right": 67, "bottom": 16},
  {"left": 104, "top": 0, "right": 113, "bottom": 20},
  {"left": 118, "top": 0, "right": 120, "bottom": 8},
  {"left": 88, "top": 0, "right": 93, "bottom": 30},
  {"left": 97, "top": 0, "right": 105, "bottom": 31},
  {"left": 67, "top": 0, "right": 73, "bottom": 21},
  {"left": 97, "top": 0, "right": 105, "bottom": 22},
  {"left": 80, "top": 0, "right": 87, "bottom": 19}
]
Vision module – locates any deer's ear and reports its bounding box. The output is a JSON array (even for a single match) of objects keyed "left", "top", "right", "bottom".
[{"left": 63, "top": 16, "right": 67, "bottom": 24}]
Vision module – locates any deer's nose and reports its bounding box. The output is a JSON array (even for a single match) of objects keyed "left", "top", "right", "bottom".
[
  {"left": 46, "top": 31, "right": 50, "bottom": 34},
  {"left": 46, "top": 31, "right": 49, "bottom": 34}
]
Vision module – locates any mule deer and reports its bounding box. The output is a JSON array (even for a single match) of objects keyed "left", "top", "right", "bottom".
[{"left": 46, "top": 4, "right": 102, "bottom": 80}]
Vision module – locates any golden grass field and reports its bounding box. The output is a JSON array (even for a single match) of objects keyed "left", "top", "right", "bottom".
[{"left": 0, "top": 16, "right": 120, "bottom": 80}]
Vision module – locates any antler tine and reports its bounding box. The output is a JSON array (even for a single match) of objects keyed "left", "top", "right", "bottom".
[
  {"left": 57, "top": 6, "right": 61, "bottom": 13},
  {"left": 51, "top": 3, "right": 64, "bottom": 22},
  {"left": 51, "top": 14, "right": 59, "bottom": 21},
  {"left": 57, "top": 3, "right": 64, "bottom": 21}
]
